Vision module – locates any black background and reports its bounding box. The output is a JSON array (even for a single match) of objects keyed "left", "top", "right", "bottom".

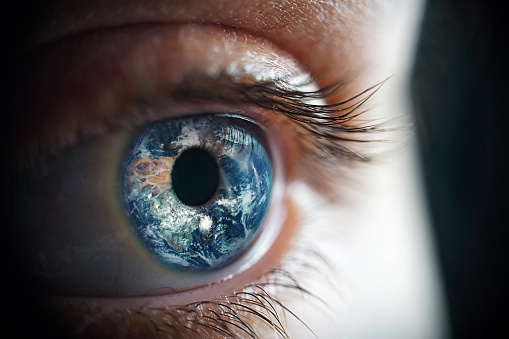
[{"left": 412, "top": 0, "right": 508, "bottom": 337}]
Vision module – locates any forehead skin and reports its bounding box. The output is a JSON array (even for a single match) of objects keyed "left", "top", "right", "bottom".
[{"left": 32, "top": 0, "right": 423, "bottom": 92}]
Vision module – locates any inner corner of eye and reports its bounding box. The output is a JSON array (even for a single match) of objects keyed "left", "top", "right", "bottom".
[{"left": 121, "top": 114, "right": 274, "bottom": 273}]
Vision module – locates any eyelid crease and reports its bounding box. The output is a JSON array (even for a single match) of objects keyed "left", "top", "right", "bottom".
[{"left": 10, "top": 69, "right": 391, "bottom": 196}]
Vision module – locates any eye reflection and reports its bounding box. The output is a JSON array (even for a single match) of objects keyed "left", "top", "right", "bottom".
[{"left": 122, "top": 114, "right": 273, "bottom": 271}]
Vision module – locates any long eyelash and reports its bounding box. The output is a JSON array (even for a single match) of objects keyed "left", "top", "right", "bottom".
[
  {"left": 11, "top": 70, "right": 393, "bottom": 185},
  {"left": 171, "top": 74, "right": 399, "bottom": 195},
  {"left": 175, "top": 74, "right": 391, "bottom": 157}
]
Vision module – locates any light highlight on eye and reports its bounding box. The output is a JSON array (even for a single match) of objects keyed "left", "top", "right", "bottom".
[{"left": 122, "top": 115, "right": 272, "bottom": 270}]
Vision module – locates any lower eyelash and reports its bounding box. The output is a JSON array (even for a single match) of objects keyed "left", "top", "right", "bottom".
[{"left": 39, "top": 237, "right": 335, "bottom": 339}]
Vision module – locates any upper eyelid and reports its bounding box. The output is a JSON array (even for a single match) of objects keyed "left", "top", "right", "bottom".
[
  {"left": 10, "top": 23, "right": 308, "bottom": 168},
  {"left": 10, "top": 69, "right": 384, "bottom": 183},
  {"left": 10, "top": 22, "right": 388, "bottom": 196}
]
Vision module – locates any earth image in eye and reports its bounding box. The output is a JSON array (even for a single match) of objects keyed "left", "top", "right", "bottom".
[{"left": 123, "top": 115, "right": 272, "bottom": 270}]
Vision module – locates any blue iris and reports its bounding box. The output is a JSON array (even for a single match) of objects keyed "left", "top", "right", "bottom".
[{"left": 122, "top": 115, "right": 272, "bottom": 270}]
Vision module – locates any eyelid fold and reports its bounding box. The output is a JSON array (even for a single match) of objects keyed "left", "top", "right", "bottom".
[{"left": 12, "top": 23, "right": 313, "bottom": 172}]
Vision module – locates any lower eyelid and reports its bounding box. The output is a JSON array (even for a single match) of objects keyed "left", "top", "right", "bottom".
[
  {"left": 13, "top": 177, "right": 338, "bottom": 339},
  {"left": 32, "top": 201, "right": 298, "bottom": 322},
  {"left": 39, "top": 193, "right": 352, "bottom": 339}
]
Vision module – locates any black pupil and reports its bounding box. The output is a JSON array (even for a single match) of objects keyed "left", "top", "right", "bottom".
[{"left": 171, "top": 148, "right": 219, "bottom": 206}]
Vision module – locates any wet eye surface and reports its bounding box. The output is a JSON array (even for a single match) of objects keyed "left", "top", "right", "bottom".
[{"left": 123, "top": 115, "right": 272, "bottom": 271}]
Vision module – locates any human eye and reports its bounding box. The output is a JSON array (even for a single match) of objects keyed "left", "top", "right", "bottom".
[{"left": 6, "top": 21, "right": 389, "bottom": 338}]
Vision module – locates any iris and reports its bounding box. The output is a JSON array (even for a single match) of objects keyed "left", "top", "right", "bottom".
[{"left": 122, "top": 115, "right": 272, "bottom": 270}]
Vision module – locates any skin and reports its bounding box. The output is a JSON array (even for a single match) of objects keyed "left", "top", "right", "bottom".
[{"left": 7, "top": 0, "right": 449, "bottom": 338}]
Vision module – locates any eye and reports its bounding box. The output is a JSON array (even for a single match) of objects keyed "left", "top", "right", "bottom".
[
  {"left": 123, "top": 114, "right": 272, "bottom": 271},
  {"left": 8, "top": 21, "right": 385, "bottom": 337},
  {"left": 10, "top": 23, "right": 308, "bottom": 301},
  {"left": 12, "top": 109, "right": 291, "bottom": 298}
]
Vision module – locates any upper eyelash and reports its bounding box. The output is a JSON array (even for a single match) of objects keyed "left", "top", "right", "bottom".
[
  {"left": 173, "top": 74, "right": 390, "bottom": 158},
  {"left": 10, "top": 66, "right": 388, "bottom": 177},
  {"left": 169, "top": 73, "right": 393, "bottom": 195}
]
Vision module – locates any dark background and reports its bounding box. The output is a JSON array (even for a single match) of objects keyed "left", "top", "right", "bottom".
[
  {"left": 412, "top": 0, "right": 508, "bottom": 337},
  {"left": 2, "top": 0, "right": 507, "bottom": 338}
]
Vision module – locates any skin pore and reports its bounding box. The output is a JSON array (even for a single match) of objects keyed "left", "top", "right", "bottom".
[{"left": 7, "top": 0, "right": 449, "bottom": 338}]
